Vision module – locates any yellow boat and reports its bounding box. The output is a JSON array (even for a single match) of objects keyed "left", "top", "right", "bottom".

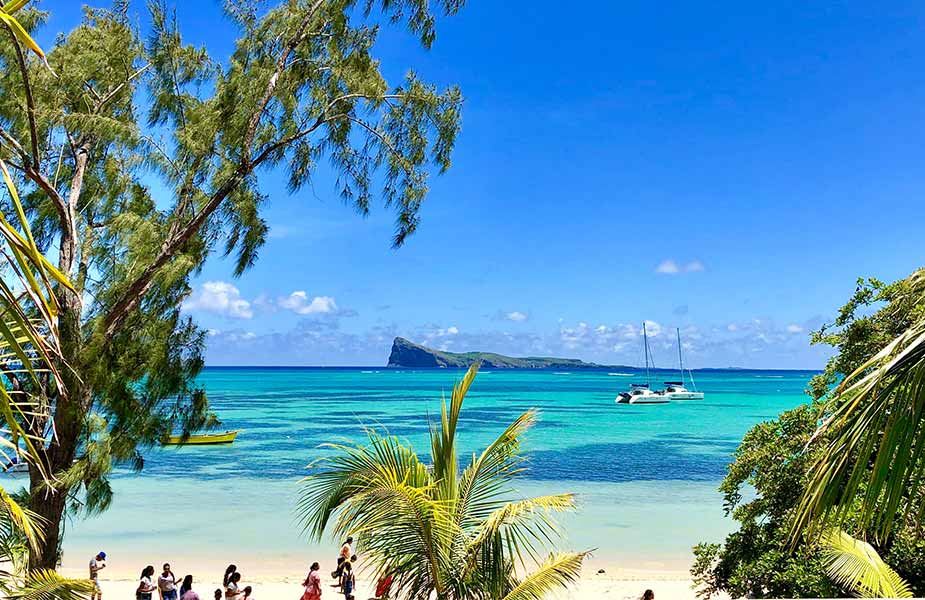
[{"left": 162, "top": 430, "right": 239, "bottom": 445}]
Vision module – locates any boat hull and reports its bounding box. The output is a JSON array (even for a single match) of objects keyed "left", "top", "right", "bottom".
[
  {"left": 615, "top": 393, "right": 670, "bottom": 405},
  {"left": 664, "top": 392, "right": 704, "bottom": 400},
  {"left": 163, "top": 431, "right": 238, "bottom": 445}
]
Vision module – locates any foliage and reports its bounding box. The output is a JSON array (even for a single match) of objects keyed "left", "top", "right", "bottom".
[
  {"left": 0, "top": 3, "right": 95, "bottom": 597},
  {"left": 693, "top": 268, "right": 925, "bottom": 598},
  {"left": 690, "top": 404, "right": 840, "bottom": 599},
  {"left": 299, "top": 365, "right": 589, "bottom": 600},
  {"left": 819, "top": 529, "right": 912, "bottom": 598},
  {"left": 794, "top": 271, "right": 925, "bottom": 542},
  {"left": 0, "top": 0, "right": 465, "bottom": 566},
  {"left": 806, "top": 272, "right": 925, "bottom": 400}
]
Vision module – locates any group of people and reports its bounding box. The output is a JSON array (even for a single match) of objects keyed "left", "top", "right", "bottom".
[
  {"left": 88, "top": 553, "right": 255, "bottom": 600},
  {"left": 301, "top": 536, "right": 390, "bottom": 600},
  {"left": 87, "top": 539, "right": 379, "bottom": 600},
  {"left": 89, "top": 547, "right": 651, "bottom": 600}
]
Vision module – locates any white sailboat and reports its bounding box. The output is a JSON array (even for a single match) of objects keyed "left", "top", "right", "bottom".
[
  {"left": 660, "top": 328, "right": 704, "bottom": 400},
  {"left": 616, "top": 322, "right": 669, "bottom": 404}
]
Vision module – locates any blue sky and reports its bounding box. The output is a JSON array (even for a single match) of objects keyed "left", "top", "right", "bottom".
[{"left": 43, "top": 1, "right": 925, "bottom": 367}]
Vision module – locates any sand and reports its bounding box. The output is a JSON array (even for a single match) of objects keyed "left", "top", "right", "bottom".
[{"left": 63, "top": 565, "right": 713, "bottom": 600}]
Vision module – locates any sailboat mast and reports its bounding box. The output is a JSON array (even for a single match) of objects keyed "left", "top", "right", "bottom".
[
  {"left": 677, "top": 327, "right": 684, "bottom": 386},
  {"left": 643, "top": 322, "right": 650, "bottom": 386}
]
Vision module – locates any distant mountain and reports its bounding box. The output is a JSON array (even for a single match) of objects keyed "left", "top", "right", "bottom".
[{"left": 387, "top": 337, "right": 627, "bottom": 369}]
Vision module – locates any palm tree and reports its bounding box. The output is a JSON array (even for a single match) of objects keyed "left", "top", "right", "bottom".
[
  {"left": 820, "top": 529, "right": 912, "bottom": 599},
  {"left": 793, "top": 271, "right": 925, "bottom": 542},
  {"left": 298, "top": 364, "right": 589, "bottom": 600}
]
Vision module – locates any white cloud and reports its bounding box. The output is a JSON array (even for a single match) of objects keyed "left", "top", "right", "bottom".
[
  {"left": 506, "top": 311, "right": 529, "bottom": 322},
  {"left": 655, "top": 260, "right": 681, "bottom": 274},
  {"left": 685, "top": 259, "right": 705, "bottom": 272},
  {"left": 655, "top": 259, "right": 706, "bottom": 275},
  {"left": 786, "top": 324, "right": 804, "bottom": 333},
  {"left": 446, "top": 326, "right": 459, "bottom": 335},
  {"left": 279, "top": 292, "right": 338, "bottom": 315},
  {"left": 184, "top": 281, "right": 253, "bottom": 319}
]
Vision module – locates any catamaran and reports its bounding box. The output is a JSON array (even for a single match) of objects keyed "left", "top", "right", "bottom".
[
  {"left": 660, "top": 328, "right": 704, "bottom": 400},
  {"left": 616, "top": 322, "right": 669, "bottom": 404}
]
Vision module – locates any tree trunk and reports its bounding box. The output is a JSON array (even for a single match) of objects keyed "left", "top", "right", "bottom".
[{"left": 28, "top": 269, "right": 85, "bottom": 570}]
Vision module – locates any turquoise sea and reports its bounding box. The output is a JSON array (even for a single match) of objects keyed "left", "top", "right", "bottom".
[{"left": 46, "top": 367, "right": 815, "bottom": 576}]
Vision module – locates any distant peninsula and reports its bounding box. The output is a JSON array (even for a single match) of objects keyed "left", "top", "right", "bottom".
[{"left": 387, "top": 337, "right": 626, "bottom": 369}]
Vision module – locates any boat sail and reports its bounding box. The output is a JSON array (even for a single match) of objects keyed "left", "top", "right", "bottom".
[
  {"left": 661, "top": 328, "right": 704, "bottom": 400},
  {"left": 616, "top": 322, "right": 669, "bottom": 404}
]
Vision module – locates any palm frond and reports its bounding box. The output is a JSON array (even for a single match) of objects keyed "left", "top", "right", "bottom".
[
  {"left": 4, "top": 569, "right": 95, "bottom": 600},
  {"left": 793, "top": 317, "right": 925, "bottom": 540},
  {"left": 299, "top": 368, "right": 588, "bottom": 600},
  {"left": 500, "top": 552, "right": 589, "bottom": 600},
  {"left": 431, "top": 362, "right": 478, "bottom": 498},
  {"left": 0, "top": 488, "right": 44, "bottom": 553},
  {"left": 820, "top": 529, "right": 913, "bottom": 598},
  {"left": 457, "top": 409, "right": 536, "bottom": 525},
  {"left": 0, "top": 5, "right": 46, "bottom": 64}
]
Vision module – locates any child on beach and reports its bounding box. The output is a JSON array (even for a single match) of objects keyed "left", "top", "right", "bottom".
[
  {"left": 214, "top": 590, "right": 222, "bottom": 600},
  {"left": 242, "top": 586, "right": 253, "bottom": 600},
  {"left": 340, "top": 562, "right": 355, "bottom": 600},
  {"left": 302, "top": 562, "right": 322, "bottom": 600},
  {"left": 641, "top": 591, "right": 655, "bottom": 600}
]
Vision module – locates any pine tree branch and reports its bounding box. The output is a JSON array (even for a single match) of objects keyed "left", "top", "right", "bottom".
[
  {"left": 242, "top": 0, "right": 326, "bottom": 164},
  {"left": 94, "top": 63, "right": 150, "bottom": 111}
]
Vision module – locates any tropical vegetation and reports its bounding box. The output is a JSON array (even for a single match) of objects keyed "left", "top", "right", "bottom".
[
  {"left": 298, "top": 365, "right": 589, "bottom": 600},
  {"left": 0, "top": 0, "right": 464, "bottom": 567},
  {"left": 692, "top": 269, "right": 925, "bottom": 598},
  {"left": 0, "top": 2, "right": 95, "bottom": 596}
]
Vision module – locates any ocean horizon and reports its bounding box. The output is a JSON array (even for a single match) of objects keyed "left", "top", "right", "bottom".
[{"left": 19, "top": 366, "right": 819, "bottom": 578}]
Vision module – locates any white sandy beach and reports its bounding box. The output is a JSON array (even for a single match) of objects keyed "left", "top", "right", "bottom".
[{"left": 63, "top": 565, "right": 712, "bottom": 600}]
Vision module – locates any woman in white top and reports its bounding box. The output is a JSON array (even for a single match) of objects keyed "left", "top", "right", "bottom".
[
  {"left": 138, "top": 566, "right": 157, "bottom": 600},
  {"left": 224, "top": 572, "right": 243, "bottom": 600}
]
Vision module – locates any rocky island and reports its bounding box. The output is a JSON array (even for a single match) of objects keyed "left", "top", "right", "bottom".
[{"left": 387, "top": 337, "right": 624, "bottom": 369}]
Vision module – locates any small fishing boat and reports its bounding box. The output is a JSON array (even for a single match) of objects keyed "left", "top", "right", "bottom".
[
  {"left": 616, "top": 323, "right": 670, "bottom": 405},
  {"left": 162, "top": 430, "right": 239, "bottom": 445}
]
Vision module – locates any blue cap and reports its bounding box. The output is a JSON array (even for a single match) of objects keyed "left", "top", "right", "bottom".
[{"left": 98, "top": 552, "right": 106, "bottom": 559}]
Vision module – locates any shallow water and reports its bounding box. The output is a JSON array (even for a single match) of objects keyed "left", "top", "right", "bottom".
[{"left": 37, "top": 367, "right": 814, "bottom": 575}]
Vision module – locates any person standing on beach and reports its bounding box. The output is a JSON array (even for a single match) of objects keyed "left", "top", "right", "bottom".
[
  {"left": 224, "top": 571, "right": 243, "bottom": 600},
  {"left": 332, "top": 537, "right": 354, "bottom": 582},
  {"left": 179, "top": 576, "right": 199, "bottom": 600},
  {"left": 158, "top": 563, "right": 179, "bottom": 600},
  {"left": 223, "top": 566, "right": 237, "bottom": 589},
  {"left": 89, "top": 551, "right": 106, "bottom": 600},
  {"left": 302, "top": 563, "right": 322, "bottom": 600},
  {"left": 341, "top": 537, "right": 354, "bottom": 562},
  {"left": 340, "top": 562, "right": 355, "bottom": 600},
  {"left": 641, "top": 590, "right": 655, "bottom": 600},
  {"left": 138, "top": 566, "right": 158, "bottom": 600},
  {"left": 179, "top": 575, "right": 193, "bottom": 599}
]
